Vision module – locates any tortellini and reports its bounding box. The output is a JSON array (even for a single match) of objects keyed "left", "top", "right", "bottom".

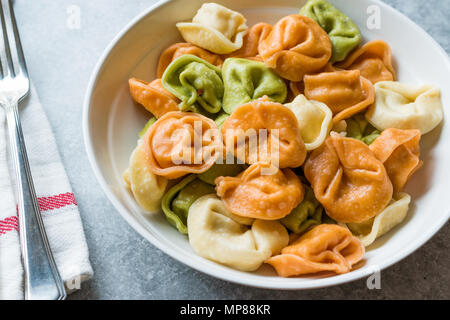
[
  {"left": 215, "top": 162, "right": 304, "bottom": 220},
  {"left": 347, "top": 193, "right": 411, "bottom": 247},
  {"left": 162, "top": 55, "right": 224, "bottom": 114},
  {"left": 157, "top": 42, "right": 223, "bottom": 78},
  {"left": 223, "top": 23, "right": 272, "bottom": 60},
  {"left": 369, "top": 128, "right": 422, "bottom": 193},
  {"left": 284, "top": 94, "right": 333, "bottom": 151},
  {"left": 280, "top": 185, "right": 323, "bottom": 234},
  {"left": 222, "top": 58, "right": 287, "bottom": 114},
  {"left": 143, "top": 111, "right": 222, "bottom": 179},
  {"left": 214, "top": 112, "right": 229, "bottom": 128},
  {"left": 304, "top": 133, "right": 393, "bottom": 223},
  {"left": 266, "top": 224, "right": 365, "bottom": 276},
  {"left": 128, "top": 78, "right": 179, "bottom": 118},
  {"left": 124, "top": 141, "right": 168, "bottom": 213},
  {"left": 346, "top": 114, "right": 380, "bottom": 145},
  {"left": 337, "top": 40, "right": 395, "bottom": 84},
  {"left": 304, "top": 70, "right": 375, "bottom": 123},
  {"left": 198, "top": 163, "right": 246, "bottom": 185},
  {"left": 176, "top": 3, "right": 248, "bottom": 54},
  {"left": 161, "top": 175, "right": 215, "bottom": 234},
  {"left": 188, "top": 195, "right": 289, "bottom": 271},
  {"left": 221, "top": 97, "right": 307, "bottom": 168},
  {"left": 365, "top": 81, "right": 444, "bottom": 134},
  {"left": 138, "top": 117, "right": 157, "bottom": 138},
  {"left": 258, "top": 14, "right": 332, "bottom": 81},
  {"left": 299, "top": 0, "right": 361, "bottom": 63}
]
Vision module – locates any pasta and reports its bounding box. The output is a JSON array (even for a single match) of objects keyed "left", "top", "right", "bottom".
[
  {"left": 369, "top": 128, "right": 422, "bottom": 193},
  {"left": 125, "top": 141, "right": 168, "bottom": 213},
  {"left": 266, "top": 224, "right": 365, "bottom": 276},
  {"left": 161, "top": 175, "right": 215, "bottom": 234},
  {"left": 222, "top": 58, "right": 287, "bottom": 114},
  {"left": 214, "top": 112, "right": 229, "bottom": 128},
  {"left": 188, "top": 195, "right": 289, "bottom": 271},
  {"left": 288, "top": 63, "right": 336, "bottom": 99},
  {"left": 280, "top": 185, "right": 323, "bottom": 234},
  {"left": 304, "top": 133, "right": 393, "bottom": 223},
  {"left": 337, "top": 40, "right": 395, "bottom": 84},
  {"left": 347, "top": 193, "right": 411, "bottom": 247},
  {"left": 138, "top": 117, "right": 157, "bottom": 138},
  {"left": 284, "top": 94, "right": 333, "bottom": 151},
  {"left": 122, "top": 2, "right": 445, "bottom": 279},
  {"left": 304, "top": 70, "right": 375, "bottom": 123},
  {"left": 215, "top": 162, "right": 304, "bottom": 220},
  {"left": 222, "top": 23, "right": 272, "bottom": 59},
  {"left": 258, "top": 14, "right": 332, "bottom": 81},
  {"left": 162, "top": 55, "right": 224, "bottom": 114},
  {"left": 156, "top": 42, "right": 223, "bottom": 78},
  {"left": 143, "top": 111, "right": 223, "bottom": 179},
  {"left": 366, "top": 81, "right": 444, "bottom": 134},
  {"left": 221, "top": 97, "right": 306, "bottom": 168},
  {"left": 198, "top": 163, "right": 246, "bottom": 185},
  {"left": 299, "top": 0, "right": 361, "bottom": 63},
  {"left": 346, "top": 114, "right": 380, "bottom": 145},
  {"left": 128, "top": 78, "right": 179, "bottom": 118},
  {"left": 176, "top": 3, "right": 248, "bottom": 54}
]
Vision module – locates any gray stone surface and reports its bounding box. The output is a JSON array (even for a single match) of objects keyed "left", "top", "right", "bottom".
[{"left": 13, "top": 0, "right": 449, "bottom": 299}]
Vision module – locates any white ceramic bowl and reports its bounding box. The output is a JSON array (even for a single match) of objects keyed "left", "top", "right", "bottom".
[{"left": 83, "top": 0, "right": 450, "bottom": 289}]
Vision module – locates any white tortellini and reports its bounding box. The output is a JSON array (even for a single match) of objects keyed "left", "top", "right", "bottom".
[
  {"left": 365, "top": 81, "right": 443, "bottom": 134},
  {"left": 347, "top": 193, "right": 411, "bottom": 247},
  {"left": 124, "top": 141, "right": 168, "bottom": 213},
  {"left": 284, "top": 94, "right": 333, "bottom": 150},
  {"left": 176, "top": 3, "right": 248, "bottom": 54},
  {"left": 187, "top": 194, "right": 289, "bottom": 271}
]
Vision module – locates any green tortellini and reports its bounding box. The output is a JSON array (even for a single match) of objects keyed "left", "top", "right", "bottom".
[
  {"left": 222, "top": 58, "right": 287, "bottom": 114},
  {"left": 198, "top": 163, "right": 246, "bottom": 185},
  {"left": 161, "top": 175, "right": 215, "bottom": 234},
  {"left": 214, "top": 112, "right": 229, "bottom": 128},
  {"left": 162, "top": 55, "right": 224, "bottom": 114},
  {"left": 280, "top": 185, "right": 323, "bottom": 234},
  {"left": 300, "top": 0, "right": 362, "bottom": 63},
  {"left": 138, "top": 116, "right": 157, "bottom": 138},
  {"left": 346, "top": 114, "right": 380, "bottom": 145}
]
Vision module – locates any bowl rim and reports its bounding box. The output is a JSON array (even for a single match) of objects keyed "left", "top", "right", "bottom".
[{"left": 82, "top": 0, "right": 450, "bottom": 290}]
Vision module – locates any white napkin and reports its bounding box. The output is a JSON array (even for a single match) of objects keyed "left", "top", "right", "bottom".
[{"left": 0, "top": 85, "right": 93, "bottom": 300}]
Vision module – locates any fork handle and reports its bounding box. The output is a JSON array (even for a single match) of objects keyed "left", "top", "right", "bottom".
[{"left": 5, "top": 103, "right": 66, "bottom": 300}]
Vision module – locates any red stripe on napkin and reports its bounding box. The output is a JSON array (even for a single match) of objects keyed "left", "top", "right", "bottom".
[
  {"left": 0, "top": 192, "right": 77, "bottom": 235},
  {"left": 37, "top": 192, "right": 77, "bottom": 211},
  {"left": 0, "top": 216, "right": 19, "bottom": 235}
]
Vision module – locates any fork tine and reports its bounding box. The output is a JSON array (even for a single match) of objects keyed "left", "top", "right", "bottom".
[
  {"left": 0, "top": 0, "right": 28, "bottom": 80},
  {"left": 0, "top": 0, "right": 14, "bottom": 79},
  {"left": 3, "top": 0, "right": 27, "bottom": 77}
]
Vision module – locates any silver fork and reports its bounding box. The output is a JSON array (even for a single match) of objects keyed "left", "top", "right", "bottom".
[{"left": 0, "top": 0, "right": 66, "bottom": 300}]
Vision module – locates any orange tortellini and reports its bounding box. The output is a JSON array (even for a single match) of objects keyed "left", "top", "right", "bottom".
[
  {"left": 337, "top": 40, "right": 395, "bottom": 84},
  {"left": 304, "top": 70, "right": 375, "bottom": 123},
  {"left": 128, "top": 78, "right": 179, "bottom": 118},
  {"left": 369, "top": 128, "right": 422, "bottom": 193},
  {"left": 266, "top": 224, "right": 365, "bottom": 276},
  {"left": 215, "top": 163, "right": 304, "bottom": 220},
  {"left": 304, "top": 133, "right": 393, "bottom": 223},
  {"left": 221, "top": 97, "right": 306, "bottom": 168},
  {"left": 258, "top": 15, "right": 332, "bottom": 81},
  {"left": 143, "top": 111, "right": 223, "bottom": 179},
  {"left": 156, "top": 42, "right": 223, "bottom": 78},
  {"left": 223, "top": 22, "right": 272, "bottom": 60}
]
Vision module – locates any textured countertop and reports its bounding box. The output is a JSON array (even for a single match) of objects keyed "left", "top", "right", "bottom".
[{"left": 14, "top": 0, "right": 450, "bottom": 299}]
